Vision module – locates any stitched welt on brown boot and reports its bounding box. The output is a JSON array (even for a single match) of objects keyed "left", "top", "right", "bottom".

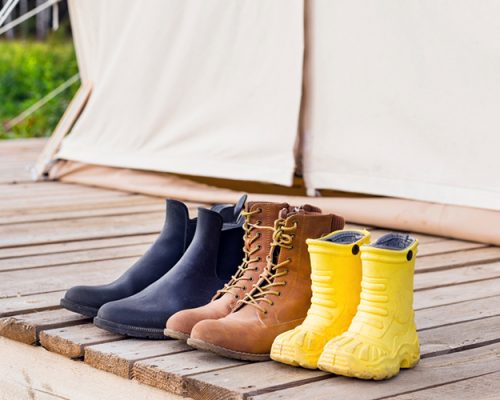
[
  {"left": 164, "top": 202, "right": 290, "bottom": 340},
  {"left": 187, "top": 206, "right": 344, "bottom": 361}
]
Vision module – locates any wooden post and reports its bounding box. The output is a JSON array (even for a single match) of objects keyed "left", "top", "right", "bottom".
[
  {"left": 3, "top": 0, "right": 15, "bottom": 39},
  {"left": 19, "top": 0, "right": 27, "bottom": 37},
  {"left": 35, "top": 0, "right": 49, "bottom": 40}
]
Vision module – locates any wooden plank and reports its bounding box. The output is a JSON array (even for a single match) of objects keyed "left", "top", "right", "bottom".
[
  {"left": 138, "top": 300, "right": 500, "bottom": 398},
  {"left": 383, "top": 371, "right": 500, "bottom": 400},
  {"left": 40, "top": 324, "right": 125, "bottom": 359},
  {"left": 251, "top": 343, "right": 500, "bottom": 400},
  {"left": 0, "top": 138, "right": 46, "bottom": 152},
  {"left": 0, "top": 243, "right": 150, "bottom": 272},
  {"left": 176, "top": 315, "right": 500, "bottom": 400},
  {"left": 419, "top": 315, "right": 500, "bottom": 357},
  {"left": 0, "top": 181, "right": 109, "bottom": 196},
  {"left": 416, "top": 295, "right": 500, "bottom": 330},
  {"left": 0, "top": 234, "right": 157, "bottom": 260},
  {"left": 183, "top": 360, "right": 327, "bottom": 400},
  {"left": 0, "top": 202, "right": 164, "bottom": 225},
  {"left": 0, "top": 309, "right": 90, "bottom": 345},
  {"left": 414, "top": 277, "right": 500, "bottom": 310},
  {"left": 0, "top": 191, "right": 158, "bottom": 211},
  {"left": 415, "top": 260, "right": 500, "bottom": 291},
  {"left": 0, "top": 191, "right": 128, "bottom": 208},
  {"left": 85, "top": 339, "right": 192, "bottom": 378},
  {"left": 0, "top": 257, "right": 138, "bottom": 298},
  {"left": 0, "top": 337, "right": 183, "bottom": 400},
  {"left": 133, "top": 351, "right": 245, "bottom": 395},
  {"left": 0, "top": 181, "right": 125, "bottom": 197},
  {"left": 0, "top": 291, "right": 65, "bottom": 317},
  {"left": 417, "top": 239, "right": 486, "bottom": 257},
  {"left": 0, "top": 142, "right": 43, "bottom": 183},
  {"left": 0, "top": 213, "right": 164, "bottom": 248},
  {"left": 416, "top": 247, "right": 500, "bottom": 273}
]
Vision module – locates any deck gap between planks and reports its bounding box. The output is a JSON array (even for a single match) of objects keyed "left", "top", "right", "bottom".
[
  {"left": 415, "top": 292, "right": 500, "bottom": 311},
  {"left": 371, "top": 371, "right": 500, "bottom": 400},
  {"left": 414, "top": 274, "right": 500, "bottom": 292},
  {"left": 0, "top": 231, "right": 162, "bottom": 251},
  {"left": 0, "top": 254, "right": 146, "bottom": 274}
]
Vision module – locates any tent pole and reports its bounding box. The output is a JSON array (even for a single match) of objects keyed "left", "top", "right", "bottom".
[{"left": 32, "top": 82, "right": 92, "bottom": 180}]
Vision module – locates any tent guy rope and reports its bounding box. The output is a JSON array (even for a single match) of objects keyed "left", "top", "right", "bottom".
[{"left": 0, "top": 0, "right": 60, "bottom": 35}]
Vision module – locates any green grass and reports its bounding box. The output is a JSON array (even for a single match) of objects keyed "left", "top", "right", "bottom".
[{"left": 0, "top": 38, "right": 79, "bottom": 140}]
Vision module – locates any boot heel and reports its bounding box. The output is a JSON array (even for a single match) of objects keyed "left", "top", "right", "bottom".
[
  {"left": 399, "top": 341, "right": 420, "bottom": 369},
  {"left": 400, "top": 352, "right": 420, "bottom": 369}
]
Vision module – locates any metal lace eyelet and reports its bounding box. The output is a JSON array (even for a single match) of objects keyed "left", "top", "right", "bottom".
[
  {"left": 264, "top": 310, "right": 268, "bottom": 314},
  {"left": 235, "top": 295, "right": 239, "bottom": 299},
  {"left": 270, "top": 301, "right": 274, "bottom": 306},
  {"left": 257, "top": 208, "right": 263, "bottom": 213},
  {"left": 277, "top": 292, "right": 281, "bottom": 296},
  {"left": 249, "top": 277, "right": 253, "bottom": 281},
  {"left": 257, "top": 257, "right": 261, "bottom": 261}
]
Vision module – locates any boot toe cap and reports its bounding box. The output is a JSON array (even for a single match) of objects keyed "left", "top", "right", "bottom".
[
  {"left": 271, "top": 327, "right": 327, "bottom": 368},
  {"left": 166, "top": 308, "right": 207, "bottom": 336},
  {"left": 97, "top": 297, "right": 165, "bottom": 330},
  {"left": 64, "top": 285, "right": 105, "bottom": 310},
  {"left": 190, "top": 318, "right": 273, "bottom": 355}
]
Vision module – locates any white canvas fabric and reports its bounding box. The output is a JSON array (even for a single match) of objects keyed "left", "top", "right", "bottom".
[
  {"left": 302, "top": 0, "right": 500, "bottom": 211},
  {"left": 58, "top": 0, "right": 304, "bottom": 185}
]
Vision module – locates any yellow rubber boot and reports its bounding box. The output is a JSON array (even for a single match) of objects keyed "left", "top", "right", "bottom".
[
  {"left": 318, "top": 233, "right": 420, "bottom": 380},
  {"left": 271, "top": 229, "right": 371, "bottom": 369}
]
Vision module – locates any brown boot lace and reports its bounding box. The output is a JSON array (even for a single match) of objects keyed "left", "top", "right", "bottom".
[
  {"left": 213, "top": 207, "right": 268, "bottom": 300},
  {"left": 237, "top": 217, "right": 297, "bottom": 313}
]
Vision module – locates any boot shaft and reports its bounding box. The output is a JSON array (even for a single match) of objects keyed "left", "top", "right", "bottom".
[
  {"left": 304, "top": 230, "right": 370, "bottom": 326},
  {"left": 157, "top": 199, "right": 196, "bottom": 253},
  {"left": 277, "top": 209, "right": 345, "bottom": 284},
  {"left": 236, "top": 207, "right": 345, "bottom": 320},
  {"left": 158, "top": 197, "right": 245, "bottom": 257},
  {"left": 350, "top": 233, "right": 418, "bottom": 336},
  {"left": 178, "top": 207, "right": 244, "bottom": 280},
  {"left": 215, "top": 201, "right": 291, "bottom": 301}
]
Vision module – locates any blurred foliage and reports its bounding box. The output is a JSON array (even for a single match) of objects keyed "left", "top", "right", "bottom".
[{"left": 0, "top": 36, "right": 78, "bottom": 140}]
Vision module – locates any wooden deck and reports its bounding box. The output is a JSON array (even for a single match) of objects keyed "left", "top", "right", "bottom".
[{"left": 1, "top": 138, "right": 500, "bottom": 400}]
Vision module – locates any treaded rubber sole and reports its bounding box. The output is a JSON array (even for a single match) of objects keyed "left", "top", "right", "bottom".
[
  {"left": 60, "top": 298, "right": 99, "bottom": 318},
  {"left": 94, "top": 316, "right": 167, "bottom": 340},
  {"left": 187, "top": 338, "right": 270, "bottom": 361},
  {"left": 164, "top": 328, "right": 190, "bottom": 341}
]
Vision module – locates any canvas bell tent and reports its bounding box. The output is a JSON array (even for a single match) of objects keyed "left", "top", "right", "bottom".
[{"left": 36, "top": 0, "right": 500, "bottom": 244}]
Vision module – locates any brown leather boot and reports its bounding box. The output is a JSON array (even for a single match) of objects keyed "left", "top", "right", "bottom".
[
  {"left": 164, "top": 202, "right": 290, "bottom": 340},
  {"left": 187, "top": 207, "right": 344, "bottom": 361}
]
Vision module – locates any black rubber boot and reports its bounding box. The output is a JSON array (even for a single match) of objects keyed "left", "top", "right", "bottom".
[
  {"left": 61, "top": 196, "right": 246, "bottom": 317},
  {"left": 94, "top": 207, "right": 245, "bottom": 339}
]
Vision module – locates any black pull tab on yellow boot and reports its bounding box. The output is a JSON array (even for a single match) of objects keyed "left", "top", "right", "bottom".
[{"left": 318, "top": 233, "right": 420, "bottom": 380}]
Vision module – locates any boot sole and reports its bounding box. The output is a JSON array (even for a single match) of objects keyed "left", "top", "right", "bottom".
[
  {"left": 187, "top": 338, "right": 270, "bottom": 361},
  {"left": 60, "top": 298, "right": 99, "bottom": 318},
  {"left": 318, "top": 344, "right": 420, "bottom": 380},
  {"left": 163, "top": 328, "right": 190, "bottom": 341},
  {"left": 94, "top": 317, "right": 167, "bottom": 340}
]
